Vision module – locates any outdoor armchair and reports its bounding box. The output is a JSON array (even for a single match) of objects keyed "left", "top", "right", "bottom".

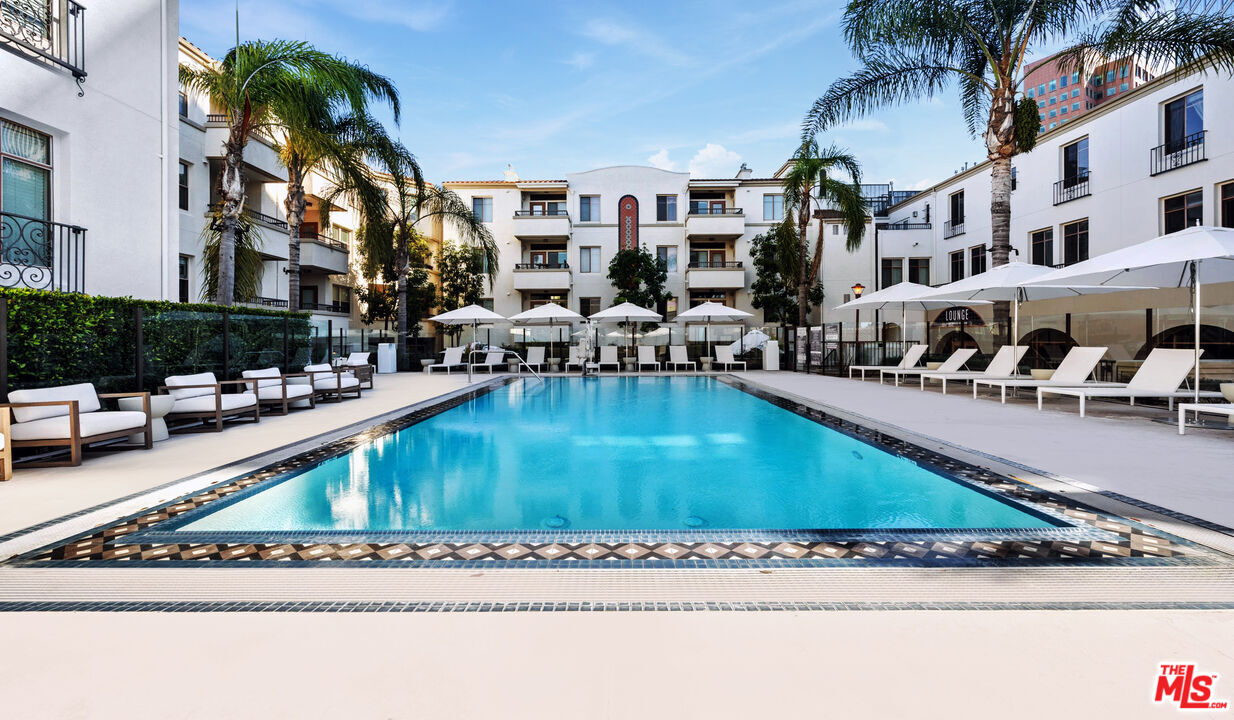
[
  {"left": 241, "top": 367, "right": 316, "bottom": 415},
  {"left": 343, "top": 352, "right": 376, "bottom": 389},
  {"left": 304, "top": 363, "right": 363, "bottom": 402},
  {"left": 161, "top": 372, "right": 260, "bottom": 432},
  {"left": 3, "top": 382, "right": 153, "bottom": 466}
]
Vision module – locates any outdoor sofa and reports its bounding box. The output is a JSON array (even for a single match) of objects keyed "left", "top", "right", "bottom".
[
  {"left": 162, "top": 372, "right": 260, "bottom": 432},
  {"left": 304, "top": 363, "right": 363, "bottom": 402},
  {"left": 3, "top": 382, "right": 153, "bottom": 466},
  {"left": 241, "top": 367, "right": 316, "bottom": 415}
]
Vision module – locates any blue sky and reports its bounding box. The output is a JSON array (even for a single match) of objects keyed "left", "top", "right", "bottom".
[{"left": 181, "top": 0, "right": 994, "bottom": 188}]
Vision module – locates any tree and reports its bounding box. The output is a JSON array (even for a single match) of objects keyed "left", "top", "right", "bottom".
[
  {"left": 180, "top": 39, "right": 395, "bottom": 305},
  {"left": 198, "top": 210, "right": 264, "bottom": 302},
  {"left": 356, "top": 283, "right": 398, "bottom": 330},
  {"left": 781, "top": 139, "right": 868, "bottom": 326},
  {"left": 606, "top": 245, "right": 668, "bottom": 310},
  {"left": 436, "top": 241, "right": 486, "bottom": 343},
  {"left": 272, "top": 70, "right": 401, "bottom": 311},
  {"left": 804, "top": 0, "right": 1234, "bottom": 334},
  {"left": 750, "top": 222, "right": 823, "bottom": 326}
]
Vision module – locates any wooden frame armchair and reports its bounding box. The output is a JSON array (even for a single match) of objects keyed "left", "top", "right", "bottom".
[
  {"left": 241, "top": 367, "right": 317, "bottom": 415},
  {"left": 304, "top": 364, "right": 363, "bottom": 402},
  {"left": 161, "top": 372, "right": 260, "bottom": 432},
  {"left": 2, "top": 384, "right": 152, "bottom": 468}
]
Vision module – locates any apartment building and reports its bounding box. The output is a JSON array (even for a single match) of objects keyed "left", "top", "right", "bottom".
[
  {"left": 1, "top": 0, "right": 179, "bottom": 299},
  {"left": 878, "top": 62, "right": 1234, "bottom": 362},
  {"left": 1024, "top": 50, "right": 1164, "bottom": 131},
  {"left": 441, "top": 165, "right": 885, "bottom": 339}
]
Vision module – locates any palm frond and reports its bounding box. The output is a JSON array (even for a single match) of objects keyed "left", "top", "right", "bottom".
[{"left": 198, "top": 210, "right": 264, "bottom": 302}]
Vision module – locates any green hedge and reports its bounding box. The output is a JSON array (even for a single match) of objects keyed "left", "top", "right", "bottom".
[{"left": 2, "top": 288, "right": 313, "bottom": 395}]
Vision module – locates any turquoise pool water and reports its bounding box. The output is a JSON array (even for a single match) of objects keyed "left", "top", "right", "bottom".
[{"left": 179, "top": 378, "right": 1055, "bottom": 532}]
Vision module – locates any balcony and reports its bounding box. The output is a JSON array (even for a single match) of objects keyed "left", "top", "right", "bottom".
[
  {"left": 513, "top": 209, "right": 570, "bottom": 239},
  {"left": 1053, "top": 171, "right": 1091, "bottom": 205},
  {"left": 204, "top": 118, "right": 285, "bottom": 182},
  {"left": 877, "top": 221, "right": 932, "bottom": 230},
  {"left": 0, "top": 211, "right": 86, "bottom": 293},
  {"left": 685, "top": 261, "right": 745, "bottom": 290},
  {"left": 943, "top": 220, "right": 965, "bottom": 239},
  {"left": 0, "top": 0, "right": 86, "bottom": 82},
  {"left": 1150, "top": 131, "right": 1206, "bottom": 176},
  {"left": 243, "top": 296, "right": 288, "bottom": 309},
  {"left": 299, "top": 232, "right": 350, "bottom": 275},
  {"left": 301, "top": 301, "right": 349, "bottom": 315},
  {"left": 512, "top": 262, "right": 571, "bottom": 291},
  {"left": 685, "top": 208, "right": 744, "bottom": 239}
]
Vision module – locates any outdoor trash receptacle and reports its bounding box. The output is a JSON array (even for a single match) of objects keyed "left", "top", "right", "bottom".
[
  {"left": 763, "top": 340, "right": 780, "bottom": 371},
  {"left": 377, "top": 343, "right": 396, "bottom": 373}
]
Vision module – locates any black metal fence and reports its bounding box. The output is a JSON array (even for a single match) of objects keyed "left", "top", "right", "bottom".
[
  {"left": 0, "top": 211, "right": 86, "bottom": 293},
  {"left": 1150, "top": 131, "right": 1206, "bottom": 176},
  {"left": 1053, "top": 171, "right": 1091, "bottom": 205},
  {"left": 0, "top": 0, "right": 86, "bottom": 79}
]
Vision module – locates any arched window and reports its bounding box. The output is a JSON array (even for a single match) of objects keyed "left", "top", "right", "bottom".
[
  {"left": 934, "top": 330, "right": 978, "bottom": 357},
  {"left": 1136, "top": 324, "right": 1234, "bottom": 360},
  {"left": 1018, "top": 328, "right": 1077, "bottom": 368}
]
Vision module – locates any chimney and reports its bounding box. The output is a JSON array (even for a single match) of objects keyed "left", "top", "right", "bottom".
[{"left": 735, "top": 163, "right": 752, "bottom": 180}]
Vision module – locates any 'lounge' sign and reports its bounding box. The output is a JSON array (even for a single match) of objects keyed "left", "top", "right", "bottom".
[{"left": 934, "top": 306, "right": 985, "bottom": 326}]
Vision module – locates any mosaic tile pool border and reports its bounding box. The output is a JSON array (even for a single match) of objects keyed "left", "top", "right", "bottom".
[{"left": 3, "top": 376, "right": 1216, "bottom": 569}]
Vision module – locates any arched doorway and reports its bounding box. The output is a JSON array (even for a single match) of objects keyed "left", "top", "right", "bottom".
[
  {"left": 934, "top": 330, "right": 978, "bottom": 357},
  {"left": 1136, "top": 324, "right": 1234, "bottom": 360},
  {"left": 881, "top": 322, "right": 902, "bottom": 342},
  {"left": 1018, "top": 328, "right": 1077, "bottom": 368}
]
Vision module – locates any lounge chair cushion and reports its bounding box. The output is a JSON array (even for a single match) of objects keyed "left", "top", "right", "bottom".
[
  {"left": 170, "top": 393, "right": 258, "bottom": 414},
  {"left": 10, "top": 410, "right": 147, "bottom": 442},
  {"left": 256, "top": 384, "right": 314, "bottom": 401},
  {"left": 164, "top": 372, "right": 219, "bottom": 400},
  {"left": 241, "top": 367, "right": 284, "bottom": 389},
  {"left": 8, "top": 383, "right": 101, "bottom": 423},
  {"left": 346, "top": 352, "right": 371, "bottom": 367},
  {"left": 313, "top": 376, "right": 361, "bottom": 391}
]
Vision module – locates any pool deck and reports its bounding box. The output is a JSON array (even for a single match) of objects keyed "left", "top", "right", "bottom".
[{"left": 1, "top": 369, "right": 1232, "bottom": 719}]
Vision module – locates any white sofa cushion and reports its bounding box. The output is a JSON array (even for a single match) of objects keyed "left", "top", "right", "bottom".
[
  {"left": 256, "top": 384, "right": 313, "bottom": 401},
  {"left": 11, "top": 410, "right": 147, "bottom": 441},
  {"left": 170, "top": 393, "right": 258, "bottom": 414},
  {"left": 241, "top": 367, "right": 284, "bottom": 388},
  {"left": 164, "top": 372, "right": 219, "bottom": 399},
  {"left": 304, "top": 363, "right": 334, "bottom": 382},
  {"left": 8, "top": 383, "right": 101, "bottom": 423},
  {"left": 313, "top": 375, "right": 360, "bottom": 391}
]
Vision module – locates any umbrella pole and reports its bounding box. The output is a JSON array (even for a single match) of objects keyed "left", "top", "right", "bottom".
[
  {"left": 467, "top": 321, "right": 475, "bottom": 383},
  {"left": 1193, "top": 260, "right": 1202, "bottom": 402},
  {"left": 1013, "top": 293, "right": 1020, "bottom": 378}
]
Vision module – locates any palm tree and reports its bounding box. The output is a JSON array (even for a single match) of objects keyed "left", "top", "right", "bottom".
[
  {"left": 349, "top": 142, "right": 496, "bottom": 368},
  {"left": 179, "top": 39, "right": 396, "bottom": 305},
  {"left": 271, "top": 75, "right": 400, "bottom": 312},
  {"left": 780, "top": 139, "right": 868, "bottom": 326},
  {"left": 804, "top": 0, "right": 1234, "bottom": 333}
]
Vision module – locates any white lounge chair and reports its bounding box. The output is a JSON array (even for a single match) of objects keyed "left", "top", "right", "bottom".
[
  {"left": 4, "top": 382, "right": 153, "bottom": 466},
  {"left": 972, "top": 346, "right": 1115, "bottom": 403},
  {"left": 919, "top": 345, "right": 1028, "bottom": 394},
  {"left": 472, "top": 351, "right": 507, "bottom": 373},
  {"left": 849, "top": 344, "right": 926, "bottom": 380},
  {"left": 304, "top": 364, "right": 363, "bottom": 402},
  {"left": 520, "top": 346, "right": 547, "bottom": 373},
  {"left": 880, "top": 348, "right": 976, "bottom": 386},
  {"left": 342, "top": 351, "right": 375, "bottom": 388},
  {"left": 1178, "top": 403, "right": 1234, "bottom": 434},
  {"left": 241, "top": 367, "right": 316, "bottom": 414},
  {"left": 667, "top": 345, "right": 696, "bottom": 372},
  {"left": 588, "top": 346, "right": 621, "bottom": 372},
  {"left": 636, "top": 345, "right": 660, "bottom": 372},
  {"left": 1038, "top": 348, "right": 1223, "bottom": 417},
  {"left": 428, "top": 347, "right": 467, "bottom": 374},
  {"left": 163, "top": 372, "right": 260, "bottom": 432},
  {"left": 564, "top": 345, "right": 585, "bottom": 372},
  {"left": 714, "top": 346, "right": 747, "bottom": 371}
]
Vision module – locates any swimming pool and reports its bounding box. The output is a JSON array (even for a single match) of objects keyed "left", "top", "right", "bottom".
[{"left": 175, "top": 377, "right": 1057, "bottom": 534}]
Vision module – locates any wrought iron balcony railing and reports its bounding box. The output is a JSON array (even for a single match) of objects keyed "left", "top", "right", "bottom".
[
  {"left": 0, "top": 211, "right": 86, "bottom": 293},
  {"left": 943, "top": 220, "right": 965, "bottom": 238},
  {"left": 207, "top": 204, "right": 290, "bottom": 232},
  {"left": 514, "top": 209, "right": 568, "bottom": 217},
  {"left": 0, "top": 0, "right": 86, "bottom": 83},
  {"left": 514, "top": 262, "right": 570, "bottom": 270},
  {"left": 687, "top": 261, "right": 743, "bottom": 269},
  {"left": 205, "top": 114, "right": 228, "bottom": 124},
  {"left": 878, "top": 221, "right": 932, "bottom": 230},
  {"left": 1053, "top": 170, "right": 1091, "bottom": 205},
  {"left": 298, "top": 228, "right": 347, "bottom": 252},
  {"left": 300, "top": 301, "right": 349, "bottom": 314},
  {"left": 686, "top": 207, "right": 744, "bottom": 216},
  {"left": 1150, "top": 131, "right": 1206, "bottom": 176},
  {"left": 244, "top": 296, "right": 288, "bottom": 308}
]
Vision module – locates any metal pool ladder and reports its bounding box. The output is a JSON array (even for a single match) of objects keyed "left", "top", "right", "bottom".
[{"left": 513, "top": 354, "right": 543, "bottom": 382}]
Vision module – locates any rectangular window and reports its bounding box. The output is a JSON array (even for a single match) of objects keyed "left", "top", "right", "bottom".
[
  {"left": 579, "top": 195, "right": 599, "bottom": 222},
  {"left": 1163, "top": 190, "right": 1203, "bottom": 234},
  {"left": 1062, "top": 137, "right": 1089, "bottom": 185},
  {"left": 908, "top": 258, "right": 930, "bottom": 286},
  {"left": 1072, "top": 103, "right": 1080, "bottom": 111},
  {"left": 1, "top": 120, "right": 52, "bottom": 223},
  {"left": 1049, "top": 97, "right": 1056, "bottom": 105},
  {"left": 481, "top": 298, "right": 494, "bottom": 312},
  {"left": 1222, "top": 183, "right": 1234, "bottom": 229},
  {"left": 1060, "top": 106, "right": 1068, "bottom": 115},
  {"left": 177, "top": 162, "right": 190, "bottom": 211},
  {"left": 656, "top": 194, "right": 677, "bottom": 221},
  {"left": 471, "top": 197, "right": 492, "bottom": 222},
  {"left": 178, "top": 92, "right": 188, "bottom": 118},
  {"left": 1063, "top": 219, "right": 1089, "bottom": 265},
  {"left": 1049, "top": 109, "right": 1057, "bottom": 118},
  {"left": 579, "top": 246, "right": 600, "bottom": 273},
  {"left": 332, "top": 284, "right": 351, "bottom": 311},
  {"left": 1037, "top": 84, "right": 1045, "bottom": 95},
  {"left": 1106, "top": 70, "right": 1114, "bottom": 83},
  {"left": 178, "top": 255, "right": 190, "bottom": 303},
  {"left": 762, "top": 193, "right": 784, "bottom": 221},
  {"left": 1107, "top": 86, "right": 1116, "bottom": 96},
  {"left": 949, "top": 250, "right": 965, "bottom": 282},
  {"left": 1071, "top": 72, "right": 1079, "bottom": 84},
  {"left": 1071, "top": 89, "right": 1079, "bottom": 98},
  {"left": 1059, "top": 76, "right": 1068, "bottom": 89},
  {"left": 1030, "top": 228, "right": 1053, "bottom": 266},
  {"left": 970, "top": 245, "right": 987, "bottom": 275},
  {"left": 656, "top": 245, "right": 678, "bottom": 272},
  {"left": 949, "top": 190, "right": 964, "bottom": 224},
  {"left": 880, "top": 258, "right": 903, "bottom": 287},
  {"left": 1164, "top": 89, "right": 1203, "bottom": 152},
  {"left": 1027, "top": 88, "right": 1034, "bottom": 98},
  {"left": 579, "top": 297, "right": 600, "bottom": 317},
  {"left": 1120, "top": 82, "right": 1128, "bottom": 92}
]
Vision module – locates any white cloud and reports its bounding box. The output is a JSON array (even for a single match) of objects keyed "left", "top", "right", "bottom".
[
  {"left": 908, "top": 177, "right": 936, "bottom": 191},
  {"left": 579, "top": 19, "right": 695, "bottom": 67},
  {"left": 321, "top": 0, "right": 453, "bottom": 32},
  {"left": 834, "top": 118, "right": 887, "bottom": 132},
  {"left": 688, "top": 143, "right": 742, "bottom": 178},
  {"left": 647, "top": 149, "right": 677, "bottom": 171},
  {"left": 563, "top": 52, "right": 595, "bottom": 71}
]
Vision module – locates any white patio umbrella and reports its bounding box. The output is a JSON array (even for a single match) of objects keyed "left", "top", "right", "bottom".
[
  {"left": 730, "top": 329, "right": 771, "bottom": 355},
  {"left": 1025, "top": 225, "right": 1234, "bottom": 401},
  {"left": 430, "top": 304, "right": 508, "bottom": 382},
  {"left": 589, "top": 302, "right": 663, "bottom": 363},
  {"left": 834, "top": 281, "right": 988, "bottom": 344},
  {"left": 917, "top": 262, "right": 1152, "bottom": 361},
  {"left": 508, "top": 302, "right": 585, "bottom": 363},
  {"left": 674, "top": 302, "right": 753, "bottom": 359}
]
